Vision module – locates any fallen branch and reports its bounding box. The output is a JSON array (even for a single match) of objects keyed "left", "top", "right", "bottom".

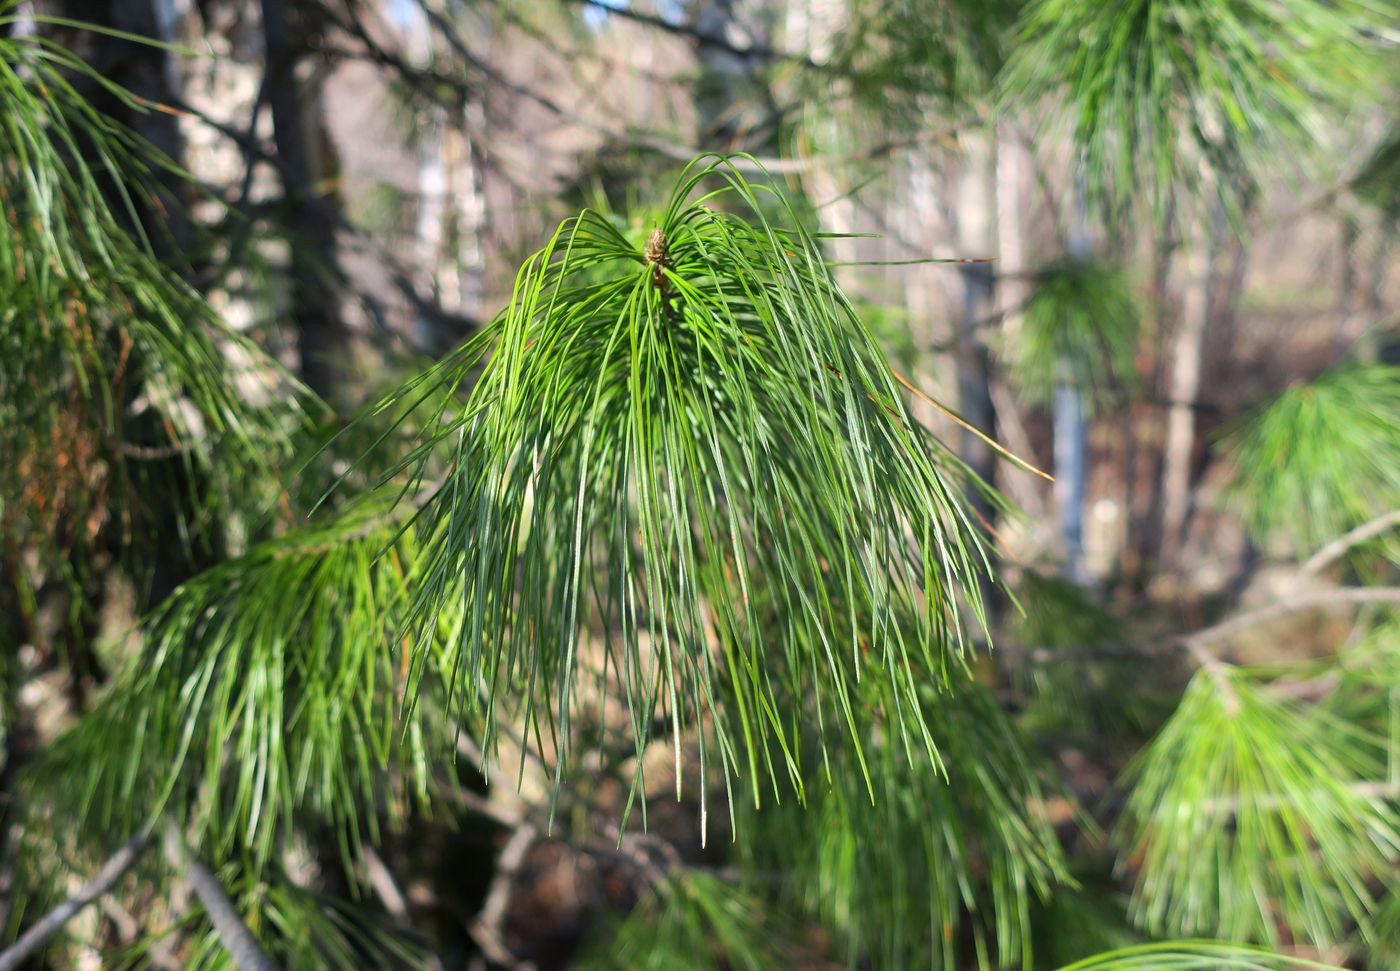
[{"left": 0, "top": 829, "right": 153, "bottom": 971}]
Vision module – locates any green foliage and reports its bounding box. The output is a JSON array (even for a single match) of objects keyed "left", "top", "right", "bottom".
[
  {"left": 824, "top": 0, "right": 1019, "bottom": 122},
  {"left": 1008, "top": 260, "right": 1141, "bottom": 411},
  {"left": 575, "top": 873, "right": 793, "bottom": 971},
  {"left": 7, "top": 8, "right": 1396, "bottom": 964},
  {"left": 0, "top": 13, "right": 301, "bottom": 577},
  {"left": 1004, "top": 571, "right": 1168, "bottom": 740},
  {"left": 738, "top": 673, "right": 1070, "bottom": 970},
  {"left": 1000, "top": 0, "right": 1390, "bottom": 218},
  {"left": 367, "top": 155, "right": 996, "bottom": 823},
  {"left": 1118, "top": 668, "right": 1400, "bottom": 948},
  {"left": 1026, "top": 876, "right": 1142, "bottom": 970},
  {"left": 1225, "top": 362, "right": 1400, "bottom": 558},
  {"left": 1051, "top": 941, "right": 1350, "bottom": 970},
  {"left": 26, "top": 500, "right": 448, "bottom": 873}
]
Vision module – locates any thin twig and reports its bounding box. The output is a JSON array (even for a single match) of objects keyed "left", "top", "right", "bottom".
[
  {"left": 0, "top": 829, "right": 153, "bottom": 971},
  {"left": 161, "top": 820, "right": 280, "bottom": 971},
  {"left": 566, "top": 0, "right": 820, "bottom": 68}
]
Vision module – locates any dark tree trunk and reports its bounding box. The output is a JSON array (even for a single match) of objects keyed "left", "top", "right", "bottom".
[{"left": 261, "top": 0, "right": 349, "bottom": 402}]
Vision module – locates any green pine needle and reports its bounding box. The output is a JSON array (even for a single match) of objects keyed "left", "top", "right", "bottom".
[
  {"left": 1000, "top": 0, "right": 1390, "bottom": 219},
  {"left": 366, "top": 155, "right": 999, "bottom": 821},
  {"left": 1118, "top": 668, "right": 1400, "bottom": 948},
  {"left": 1053, "top": 940, "right": 1352, "bottom": 970},
  {"left": 738, "top": 674, "right": 1071, "bottom": 970},
  {"left": 1008, "top": 259, "right": 1141, "bottom": 412},
  {"left": 1224, "top": 361, "right": 1400, "bottom": 560}
]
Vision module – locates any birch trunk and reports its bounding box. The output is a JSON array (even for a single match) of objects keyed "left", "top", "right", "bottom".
[{"left": 1055, "top": 177, "right": 1092, "bottom": 583}]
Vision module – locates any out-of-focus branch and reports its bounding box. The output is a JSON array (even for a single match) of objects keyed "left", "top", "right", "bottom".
[
  {"left": 328, "top": 0, "right": 971, "bottom": 175},
  {"left": 564, "top": 0, "right": 822, "bottom": 69},
  {"left": 162, "top": 820, "right": 280, "bottom": 971},
  {"left": 363, "top": 847, "right": 447, "bottom": 971},
  {"left": 0, "top": 830, "right": 154, "bottom": 971},
  {"left": 1188, "top": 586, "right": 1400, "bottom": 651},
  {"left": 1300, "top": 509, "right": 1400, "bottom": 580},
  {"left": 1199, "top": 779, "right": 1400, "bottom": 815},
  {"left": 469, "top": 822, "right": 537, "bottom": 970},
  {"left": 1009, "top": 586, "right": 1400, "bottom": 665}
]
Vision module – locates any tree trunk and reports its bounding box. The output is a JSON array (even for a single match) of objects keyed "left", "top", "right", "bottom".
[
  {"left": 1055, "top": 177, "right": 1092, "bottom": 583},
  {"left": 1159, "top": 203, "right": 1224, "bottom": 566},
  {"left": 1054, "top": 374, "right": 1089, "bottom": 582},
  {"left": 955, "top": 138, "right": 999, "bottom": 611},
  {"left": 991, "top": 132, "right": 1050, "bottom": 522},
  {"left": 261, "top": 0, "right": 348, "bottom": 402}
]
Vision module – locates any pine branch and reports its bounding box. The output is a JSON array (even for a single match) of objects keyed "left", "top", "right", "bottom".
[
  {"left": 161, "top": 820, "right": 281, "bottom": 971},
  {"left": 0, "top": 830, "right": 153, "bottom": 971}
]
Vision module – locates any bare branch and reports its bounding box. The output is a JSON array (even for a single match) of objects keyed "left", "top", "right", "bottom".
[
  {"left": 1300, "top": 509, "right": 1400, "bottom": 580},
  {"left": 563, "top": 0, "right": 821, "bottom": 69},
  {"left": 1187, "top": 586, "right": 1400, "bottom": 651},
  {"left": 162, "top": 821, "right": 280, "bottom": 971},
  {"left": 1007, "top": 586, "right": 1400, "bottom": 665},
  {"left": 324, "top": 0, "right": 971, "bottom": 175},
  {"left": 0, "top": 830, "right": 153, "bottom": 971}
]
